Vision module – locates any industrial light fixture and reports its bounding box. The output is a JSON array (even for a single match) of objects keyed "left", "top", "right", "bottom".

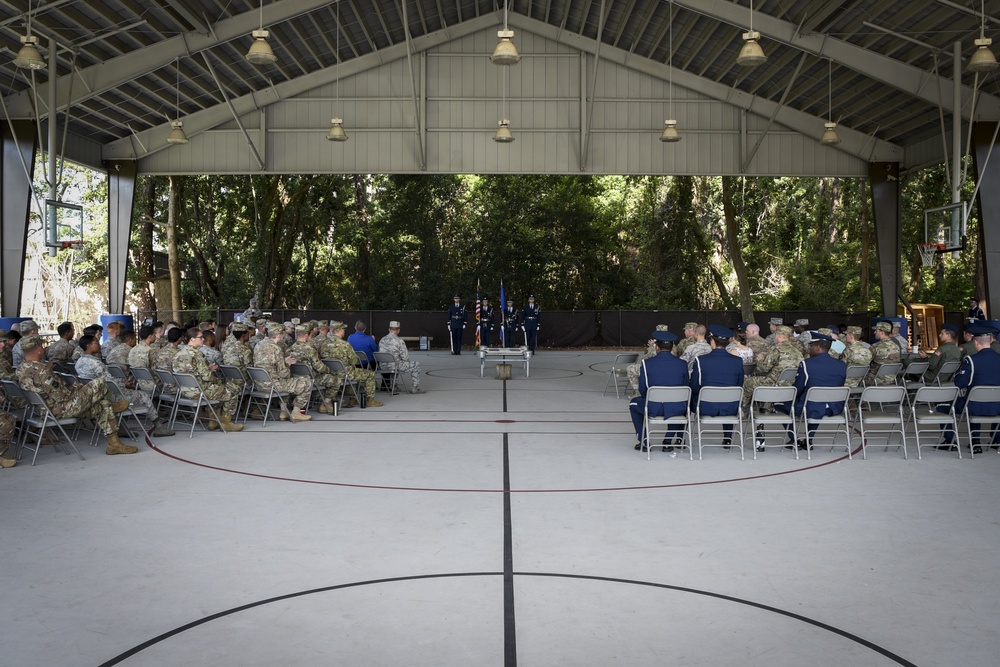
[
  {"left": 246, "top": 0, "right": 277, "bottom": 65},
  {"left": 660, "top": 1, "right": 681, "bottom": 143},
  {"left": 736, "top": 0, "right": 767, "bottom": 67},
  {"left": 167, "top": 59, "right": 189, "bottom": 145},
  {"left": 327, "top": 0, "right": 348, "bottom": 141},
  {"left": 13, "top": 2, "right": 45, "bottom": 70},
  {"left": 491, "top": 0, "right": 521, "bottom": 65},
  {"left": 493, "top": 65, "right": 515, "bottom": 142},
  {"left": 968, "top": 0, "right": 998, "bottom": 72},
  {"left": 819, "top": 59, "right": 840, "bottom": 146}
]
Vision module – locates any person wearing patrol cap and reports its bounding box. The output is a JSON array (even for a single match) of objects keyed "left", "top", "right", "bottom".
[
  {"left": 629, "top": 330, "right": 688, "bottom": 453},
  {"left": 501, "top": 298, "right": 520, "bottom": 347},
  {"left": 242, "top": 297, "right": 263, "bottom": 324},
  {"left": 890, "top": 321, "right": 909, "bottom": 355},
  {"left": 11, "top": 319, "right": 39, "bottom": 368},
  {"left": 447, "top": 294, "right": 467, "bottom": 355},
  {"left": 288, "top": 324, "right": 341, "bottom": 413},
  {"left": 222, "top": 321, "right": 253, "bottom": 374},
  {"left": 252, "top": 321, "right": 313, "bottom": 421},
  {"left": 522, "top": 295, "right": 541, "bottom": 353},
  {"left": 675, "top": 322, "right": 700, "bottom": 357},
  {"left": 379, "top": 320, "right": 425, "bottom": 393},
  {"left": 17, "top": 334, "right": 137, "bottom": 455},
  {"left": 941, "top": 322, "right": 1000, "bottom": 451},
  {"left": 865, "top": 320, "right": 901, "bottom": 386},
  {"left": 626, "top": 324, "right": 670, "bottom": 398},
  {"left": 742, "top": 324, "right": 804, "bottom": 409},
  {"left": 248, "top": 318, "right": 269, "bottom": 351},
  {"left": 765, "top": 317, "right": 784, "bottom": 347},
  {"left": 780, "top": 332, "right": 848, "bottom": 451},
  {"left": 917, "top": 323, "right": 961, "bottom": 384},
  {"left": 841, "top": 326, "right": 873, "bottom": 387},
  {"left": 792, "top": 319, "right": 811, "bottom": 356},
  {"left": 327, "top": 321, "right": 383, "bottom": 407},
  {"left": 690, "top": 325, "right": 745, "bottom": 449}
]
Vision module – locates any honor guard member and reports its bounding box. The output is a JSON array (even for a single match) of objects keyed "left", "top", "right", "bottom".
[
  {"left": 448, "top": 294, "right": 467, "bottom": 355},
  {"left": 522, "top": 295, "right": 541, "bottom": 352},
  {"left": 379, "top": 320, "right": 426, "bottom": 393},
  {"left": 478, "top": 297, "right": 495, "bottom": 346},
  {"left": 967, "top": 297, "right": 986, "bottom": 323},
  {"left": 690, "top": 325, "right": 745, "bottom": 448},
  {"left": 783, "top": 332, "right": 848, "bottom": 450},
  {"left": 920, "top": 324, "right": 962, "bottom": 384},
  {"left": 841, "top": 326, "right": 873, "bottom": 387},
  {"left": 501, "top": 298, "right": 520, "bottom": 347},
  {"left": 17, "top": 335, "right": 136, "bottom": 455},
  {"left": 629, "top": 331, "right": 689, "bottom": 453},
  {"left": 865, "top": 321, "right": 901, "bottom": 386},
  {"left": 940, "top": 323, "right": 1000, "bottom": 451}
]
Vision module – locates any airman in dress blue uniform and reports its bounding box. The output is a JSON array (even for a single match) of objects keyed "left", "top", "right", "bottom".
[
  {"left": 522, "top": 295, "right": 540, "bottom": 352},
  {"left": 629, "top": 331, "right": 689, "bottom": 451},
  {"left": 690, "top": 325, "right": 745, "bottom": 447},
  {"left": 784, "top": 333, "right": 847, "bottom": 449},
  {"left": 447, "top": 294, "right": 467, "bottom": 355},
  {"left": 501, "top": 298, "right": 520, "bottom": 347},
  {"left": 941, "top": 322, "right": 1000, "bottom": 451},
  {"left": 478, "top": 297, "right": 495, "bottom": 346}
]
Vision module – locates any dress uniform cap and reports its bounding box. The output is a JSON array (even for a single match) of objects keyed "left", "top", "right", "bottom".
[
  {"left": 708, "top": 324, "right": 733, "bottom": 339},
  {"left": 846, "top": 326, "right": 863, "bottom": 336},
  {"left": 940, "top": 323, "right": 959, "bottom": 335},
  {"left": 811, "top": 332, "right": 833, "bottom": 342},
  {"left": 653, "top": 330, "right": 677, "bottom": 343},
  {"left": 389, "top": 321, "right": 401, "bottom": 329},
  {"left": 19, "top": 334, "right": 44, "bottom": 352},
  {"left": 776, "top": 325, "right": 794, "bottom": 336},
  {"left": 965, "top": 322, "right": 996, "bottom": 336},
  {"left": 654, "top": 324, "right": 669, "bottom": 332},
  {"left": 265, "top": 322, "right": 284, "bottom": 336},
  {"left": 984, "top": 320, "right": 1000, "bottom": 334},
  {"left": 737, "top": 322, "right": 750, "bottom": 330},
  {"left": 769, "top": 317, "right": 783, "bottom": 325},
  {"left": 794, "top": 318, "right": 809, "bottom": 327},
  {"left": 827, "top": 325, "right": 840, "bottom": 334},
  {"left": 453, "top": 294, "right": 460, "bottom": 299}
]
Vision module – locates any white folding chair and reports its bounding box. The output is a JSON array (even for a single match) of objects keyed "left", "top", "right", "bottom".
[
  {"left": 154, "top": 369, "right": 182, "bottom": 426},
  {"left": 776, "top": 367, "right": 798, "bottom": 385},
  {"left": 171, "top": 373, "right": 227, "bottom": 437},
  {"left": 106, "top": 364, "right": 129, "bottom": 382},
  {"left": 642, "top": 386, "right": 692, "bottom": 461},
  {"left": 107, "top": 380, "right": 151, "bottom": 441},
  {"left": 799, "top": 386, "right": 852, "bottom": 460},
  {"left": 748, "top": 386, "right": 798, "bottom": 459},
  {"left": 290, "top": 362, "right": 327, "bottom": 411},
  {"left": 961, "top": 386, "right": 1000, "bottom": 459},
  {"left": 321, "top": 358, "right": 362, "bottom": 408},
  {"left": 20, "top": 389, "right": 84, "bottom": 465},
  {"left": 372, "top": 351, "right": 403, "bottom": 394},
  {"left": 899, "top": 360, "right": 929, "bottom": 398},
  {"left": 844, "top": 364, "right": 870, "bottom": 402},
  {"left": 694, "top": 386, "right": 744, "bottom": 460},
  {"left": 910, "top": 386, "right": 960, "bottom": 460},
  {"left": 603, "top": 353, "right": 639, "bottom": 398},
  {"left": 244, "top": 367, "right": 291, "bottom": 426},
  {"left": 857, "top": 385, "right": 907, "bottom": 459},
  {"left": 869, "top": 361, "right": 903, "bottom": 386},
  {"left": 932, "top": 360, "right": 962, "bottom": 386}
]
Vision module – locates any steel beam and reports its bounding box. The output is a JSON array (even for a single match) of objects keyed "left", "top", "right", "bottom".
[
  {"left": 0, "top": 120, "right": 37, "bottom": 317},
  {"left": 107, "top": 160, "right": 137, "bottom": 315},
  {"left": 870, "top": 161, "right": 902, "bottom": 318},
  {"left": 973, "top": 122, "right": 1000, "bottom": 322}
]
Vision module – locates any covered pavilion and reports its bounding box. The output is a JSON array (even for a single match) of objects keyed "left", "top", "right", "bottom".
[{"left": 0, "top": 0, "right": 999, "bottom": 317}]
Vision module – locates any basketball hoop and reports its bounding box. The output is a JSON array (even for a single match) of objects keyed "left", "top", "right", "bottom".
[
  {"left": 59, "top": 240, "right": 84, "bottom": 250},
  {"left": 917, "top": 243, "right": 941, "bottom": 267}
]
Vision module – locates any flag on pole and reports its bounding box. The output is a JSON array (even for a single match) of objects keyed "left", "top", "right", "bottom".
[
  {"left": 499, "top": 280, "right": 506, "bottom": 346},
  {"left": 475, "top": 278, "right": 481, "bottom": 347}
]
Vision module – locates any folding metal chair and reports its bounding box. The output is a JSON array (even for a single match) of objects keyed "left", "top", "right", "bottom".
[
  {"left": 243, "top": 367, "right": 291, "bottom": 426},
  {"left": 694, "top": 386, "right": 744, "bottom": 460},
  {"left": 372, "top": 351, "right": 403, "bottom": 394},
  {"left": 642, "top": 386, "right": 692, "bottom": 461},
  {"left": 0, "top": 379, "right": 29, "bottom": 446},
  {"left": 776, "top": 366, "right": 798, "bottom": 385},
  {"left": 899, "top": 360, "right": 929, "bottom": 398},
  {"left": 870, "top": 361, "right": 903, "bottom": 386},
  {"left": 602, "top": 353, "right": 639, "bottom": 398},
  {"left": 748, "top": 385, "right": 798, "bottom": 459},
  {"left": 154, "top": 369, "right": 182, "bottom": 426},
  {"left": 171, "top": 373, "right": 227, "bottom": 437},
  {"left": 107, "top": 381, "right": 151, "bottom": 441},
  {"left": 20, "top": 389, "right": 83, "bottom": 465},
  {"left": 106, "top": 364, "right": 129, "bottom": 382},
  {"left": 799, "top": 386, "right": 852, "bottom": 460},
  {"left": 857, "top": 385, "right": 907, "bottom": 459},
  {"left": 844, "top": 364, "right": 870, "bottom": 402},
  {"left": 321, "top": 358, "right": 360, "bottom": 408},
  {"left": 933, "top": 360, "right": 962, "bottom": 387},
  {"left": 742, "top": 362, "right": 756, "bottom": 377},
  {"left": 910, "top": 386, "right": 960, "bottom": 460},
  {"left": 218, "top": 364, "right": 251, "bottom": 415},
  {"left": 961, "top": 386, "right": 1000, "bottom": 459}
]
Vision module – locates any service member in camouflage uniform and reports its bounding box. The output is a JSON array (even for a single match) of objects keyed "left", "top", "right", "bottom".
[
  {"left": 222, "top": 323, "right": 254, "bottom": 374},
  {"left": 11, "top": 319, "right": 40, "bottom": 368},
  {"left": 242, "top": 297, "right": 263, "bottom": 324},
  {"left": 173, "top": 328, "right": 243, "bottom": 431},
  {"left": 154, "top": 328, "right": 186, "bottom": 395},
  {"left": 745, "top": 323, "right": 768, "bottom": 361},
  {"left": 129, "top": 325, "right": 160, "bottom": 393},
  {"left": 0, "top": 412, "right": 16, "bottom": 468},
  {"left": 254, "top": 322, "right": 312, "bottom": 421},
  {"left": 674, "top": 322, "right": 699, "bottom": 358},
  {"left": 17, "top": 335, "right": 136, "bottom": 455},
  {"left": 626, "top": 325, "right": 670, "bottom": 398},
  {"left": 680, "top": 324, "right": 712, "bottom": 370},
  {"left": 921, "top": 324, "right": 962, "bottom": 384},
  {"left": 742, "top": 325, "right": 804, "bottom": 407},
  {"left": 378, "top": 320, "right": 426, "bottom": 393},
  {"left": 0, "top": 337, "right": 16, "bottom": 382},
  {"left": 329, "top": 321, "right": 383, "bottom": 407},
  {"left": 248, "top": 319, "right": 268, "bottom": 351},
  {"left": 287, "top": 324, "right": 340, "bottom": 413},
  {"left": 865, "top": 321, "right": 902, "bottom": 386},
  {"left": 46, "top": 322, "right": 77, "bottom": 365},
  {"left": 106, "top": 329, "right": 135, "bottom": 369},
  {"left": 199, "top": 329, "right": 223, "bottom": 368},
  {"left": 841, "top": 326, "right": 873, "bottom": 387},
  {"left": 764, "top": 317, "right": 783, "bottom": 347}
]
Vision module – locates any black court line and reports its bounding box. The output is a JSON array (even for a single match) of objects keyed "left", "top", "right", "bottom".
[{"left": 502, "top": 379, "right": 517, "bottom": 666}]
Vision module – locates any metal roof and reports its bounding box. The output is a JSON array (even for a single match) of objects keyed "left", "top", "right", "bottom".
[{"left": 2, "top": 0, "right": 998, "bottom": 171}]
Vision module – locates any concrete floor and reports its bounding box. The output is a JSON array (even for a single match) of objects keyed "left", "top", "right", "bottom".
[{"left": 2, "top": 351, "right": 998, "bottom": 666}]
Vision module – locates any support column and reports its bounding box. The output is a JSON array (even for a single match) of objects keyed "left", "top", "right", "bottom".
[
  {"left": 107, "top": 160, "right": 137, "bottom": 315},
  {"left": 870, "top": 161, "right": 902, "bottom": 318},
  {"left": 1, "top": 119, "right": 38, "bottom": 317},
  {"left": 972, "top": 121, "right": 1000, "bottom": 320}
]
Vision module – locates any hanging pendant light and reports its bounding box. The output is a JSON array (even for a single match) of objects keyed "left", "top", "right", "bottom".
[
  {"left": 13, "top": 2, "right": 45, "bottom": 70},
  {"left": 167, "top": 59, "right": 189, "bottom": 145},
  {"left": 968, "top": 0, "right": 998, "bottom": 72},
  {"left": 661, "top": 2, "right": 681, "bottom": 143},
  {"left": 819, "top": 59, "right": 840, "bottom": 146},
  {"left": 327, "top": 1, "right": 348, "bottom": 141},
  {"left": 491, "top": 0, "right": 521, "bottom": 65},
  {"left": 493, "top": 65, "right": 515, "bottom": 142},
  {"left": 736, "top": 0, "right": 767, "bottom": 67},
  {"left": 246, "top": 0, "right": 277, "bottom": 65}
]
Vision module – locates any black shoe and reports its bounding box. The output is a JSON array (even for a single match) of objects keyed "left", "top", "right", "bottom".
[
  {"left": 634, "top": 442, "right": 641, "bottom": 451},
  {"left": 722, "top": 438, "right": 732, "bottom": 450},
  {"left": 755, "top": 440, "right": 766, "bottom": 452},
  {"left": 662, "top": 446, "right": 674, "bottom": 453},
  {"left": 935, "top": 445, "right": 958, "bottom": 451},
  {"left": 797, "top": 438, "right": 809, "bottom": 450},
  {"left": 973, "top": 445, "right": 983, "bottom": 454},
  {"left": 784, "top": 438, "right": 796, "bottom": 450}
]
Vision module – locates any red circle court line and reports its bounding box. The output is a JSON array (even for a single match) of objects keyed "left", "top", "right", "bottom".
[{"left": 146, "top": 439, "right": 863, "bottom": 494}]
